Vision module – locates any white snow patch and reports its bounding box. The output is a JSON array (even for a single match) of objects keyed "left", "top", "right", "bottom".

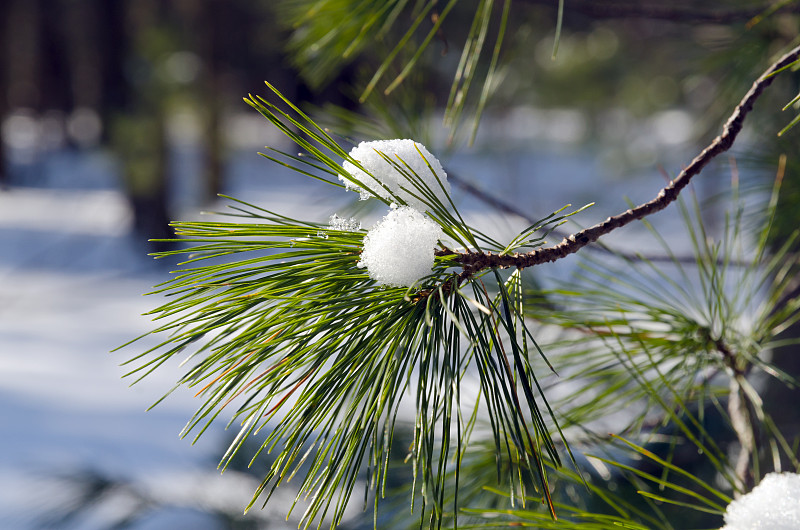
[
  {"left": 0, "top": 188, "right": 131, "bottom": 235},
  {"left": 721, "top": 472, "right": 800, "bottom": 530},
  {"left": 328, "top": 213, "right": 360, "bottom": 231},
  {"left": 358, "top": 206, "right": 442, "bottom": 287},
  {"left": 341, "top": 139, "right": 450, "bottom": 211}
]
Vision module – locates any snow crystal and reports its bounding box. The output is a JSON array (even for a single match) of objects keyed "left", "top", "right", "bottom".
[
  {"left": 358, "top": 206, "right": 443, "bottom": 288},
  {"left": 341, "top": 139, "right": 450, "bottom": 211},
  {"left": 721, "top": 473, "right": 800, "bottom": 530},
  {"left": 328, "top": 214, "right": 361, "bottom": 232}
]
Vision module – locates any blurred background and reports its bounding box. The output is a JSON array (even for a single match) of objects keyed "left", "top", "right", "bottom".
[
  {"left": 0, "top": 1, "right": 798, "bottom": 528},
  {"left": 0, "top": 3, "right": 359, "bottom": 528}
]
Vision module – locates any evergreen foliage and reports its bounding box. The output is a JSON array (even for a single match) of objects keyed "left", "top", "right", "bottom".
[{"left": 121, "top": 2, "right": 800, "bottom": 528}]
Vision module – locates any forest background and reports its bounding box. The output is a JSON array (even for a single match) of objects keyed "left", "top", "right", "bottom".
[{"left": 1, "top": 1, "right": 799, "bottom": 529}]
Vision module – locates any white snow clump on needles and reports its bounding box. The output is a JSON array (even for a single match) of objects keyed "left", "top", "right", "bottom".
[
  {"left": 340, "top": 139, "right": 448, "bottom": 287},
  {"left": 720, "top": 472, "right": 800, "bottom": 530},
  {"left": 358, "top": 206, "right": 443, "bottom": 288},
  {"left": 341, "top": 139, "right": 450, "bottom": 211},
  {"left": 328, "top": 214, "right": 360, "bottom": 232}
]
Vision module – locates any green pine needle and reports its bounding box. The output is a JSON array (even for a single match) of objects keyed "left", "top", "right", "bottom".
[{"left": 119, "top": 83, "right": 587, "bottom": 528}]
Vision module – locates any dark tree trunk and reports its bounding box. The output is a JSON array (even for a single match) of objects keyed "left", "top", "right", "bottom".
[
  {"left": 113, "top": 0, "right": 174, "bottom": 253},
  {"left": 62, "top": 0, "right": 102, "bottom": 112},
  {"left": 97, "top": 0, "right": 128, "bottom": 139},
  {"left": 0, "top": 3, "right": 8, "bottom": 188},
  {"left": 199, "top": 0, "right": 226, "bottom": 203},
  {"left": 5, "top": 0, "right": 42, "bottom": 110}
]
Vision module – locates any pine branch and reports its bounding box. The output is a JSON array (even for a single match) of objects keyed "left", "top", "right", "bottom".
[
  {"left": 123, "top": 31, "right": 800, "bottom": 529},
  {"left": 448, "top": 168, "right": 752, "bottom": 266},
  {"left": 439, "top": 44, "right": 800, "bottom": 276}
]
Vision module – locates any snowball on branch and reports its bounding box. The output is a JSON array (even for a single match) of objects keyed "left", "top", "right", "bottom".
[
  {"left": 358, "top": 206, "right": 443, "bottom": 288},
  {"left": 721, "top": 473, "right": 800, "bottom": 530},
  {"left": 341, "top": 139, "right": 450, "bottom": 211}
]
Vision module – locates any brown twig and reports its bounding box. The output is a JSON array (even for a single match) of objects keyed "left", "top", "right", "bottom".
[
  {"left": 448, "top": 168, "right": 749, "bottom": 267},
  {"left": 729, "top": 375, "right": 756, "bottom": 493},
  {"left": 439, "top": 44, "right": 800, "bottom": 278},
  {"left": 714, "top": 335, "right": 757, "bottom": 492}
]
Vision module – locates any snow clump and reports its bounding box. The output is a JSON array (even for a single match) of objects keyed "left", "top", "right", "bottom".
[
  {"left": 720, "top": 472, "right": 800, "bottom": 530},
  {"left": 341, "top": 139, "right": 450, "bottom": 211},
  {"left": 358, "top": 206, "right": 443, "bottom": 287},
  {"left": 328, "top": 214, "right": 360, "bottom": 232}
]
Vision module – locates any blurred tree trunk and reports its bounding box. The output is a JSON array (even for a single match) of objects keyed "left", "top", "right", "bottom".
[
  {"left": 3, "top": 0, "right": 43, "bottom": 185},
  {"left": 62, "top": 0, "right": 102, "bottom": 113},
  {"left": 113, "top": 0, "right": 174, "bottom": 252},
  {"left": 173, "top": 0, "right": 228, "bottom": 205},
  {"left": 0, "top": 3, "right": 7, "bottom": 188},
  {"left": 198, "top": 0, "right": 226, "bottom": 203},
  {"left": 96, "top": 0, "right": 128, "bottom": 143},
  {"left": 124, "top": 110, "right": 173, "bottom": 253},
  {"left": 5, "top": 0, "right": 41, "bottom": 110},
  {"left": 38, "top": 0, "right": 71, "bottom": 113}
]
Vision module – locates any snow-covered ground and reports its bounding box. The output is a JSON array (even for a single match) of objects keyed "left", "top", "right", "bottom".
[
  {"left": 0, "top": 186, "right": 259, "bottom": 528},
  {"left": 0, "top": 164, "right": 358, "bottom": 528}
]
